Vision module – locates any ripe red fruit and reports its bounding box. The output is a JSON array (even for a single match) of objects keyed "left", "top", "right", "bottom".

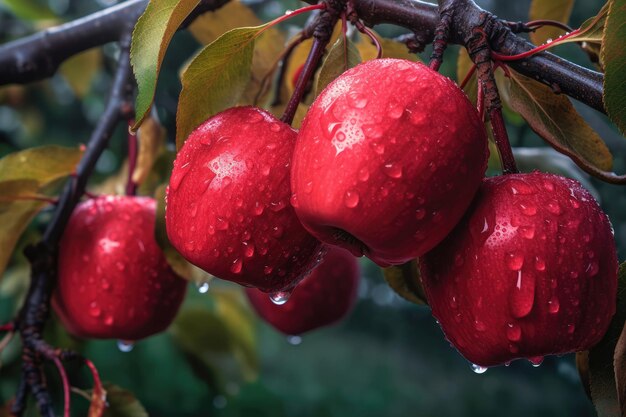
[
  {"left": 420, "top": 172, "right": 618, "bottom": 367},
  {"left": 166, "top": 106, "right": 323, "bottom": 293},
  {"left": 246, "top": 246, "right": 360, "bottom": 335},
  {"left": 54, "top": 196, "right": 187, "bottom": 340},
  {"left": 291, "top": 58, "right": 488, "bottom": 266}
]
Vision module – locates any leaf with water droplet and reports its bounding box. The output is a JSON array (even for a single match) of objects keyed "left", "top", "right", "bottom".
[{"left": 314, "top": 35, "right": 362, "bottom": 100}]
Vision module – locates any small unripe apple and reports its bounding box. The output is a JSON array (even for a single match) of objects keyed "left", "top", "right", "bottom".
[
  {"left": 166, "top": 106, "right": 323, "bottom": 293},
  {"left": 291, "top": 58, "right": 488, "bottom": 266},
  {"left": 420, "top": 172, "right": 618, "bottom": 367},
  {"left": 246, "top": 246, "right": 360, "bottom": 335},
  {"left": 54, "top": 195, "right": 187, "bottom": 340}
]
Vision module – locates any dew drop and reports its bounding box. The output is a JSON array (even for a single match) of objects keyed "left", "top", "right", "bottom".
[
  {"left": 567, "top": 324, "right": 576, "bottom": 334},
  {"left": 304, "top": 181, "right": 314, "bottom": 194},
  {"left": 586, "top": 261, "right": 599, "bottom": 277},
  {"left": 519, "top": 203, "right": 537, "bottom": 216},
  {"left": 382, "top": 162, "right": 403, "bottom": 179},
  {"left": 474, "top": 320, "right": 487, "bottom": 331},
  {"left": 101, "top": 280, "right": 111, "bottom": 291},
  {"left": 386, "top": 100, "right": 404, "bottom": 119},
  {"left": 347, "top": 91, "right": 368, "bottom": 108},
  {"left": 253, "top": 202, "right": 265, "bottom": 216},
  {"left": 230, "top": 258, "right": 243, "bottom": 274},
  {"left": 263, "top": 265, "right": 273, "bottom": 275},
  {"left": 117, "top": 340, "right": 134, "bottom": 353},
  {"left": 88, "top": 302, "right": 101, "bottom": 318},
  {"left": 115, "top": 261, "right": 125, "bottom": 271},
  {"left": 548, "top": 296, "right": 560, "bottom": 314},
  {"left": 510, "top": 271, "right": 536, "bottom": 318},
  {"left": 471, "top": 364, "right": 488, "bottom": 374},
  {"left": 286, "top": 335, "right": 302, "bottom": 345},
  {"left": 271, "top": 225, "right": 284, "bottom": 238},
  {"left": 104, "top": 315, "right": 115, "bottom": 326},
  {"left": 269, "top": 290, "right": 291, "bottom": 305},
  {"left": 344, "top": 190, "right": 360, "bottom": 208},
  {"left": 415, "top": 209, "right": 426, "bottom": 220},
  {"left": 534, "top": 256, "right": 546, "bottom": 271},
  {"left": 529, "top": 356, "right": 544, "bottom": 367},
  {"left": 243, "top": 242, "right": 255, "bottom": 258},
  {"left": 170, "top": 162, "right": 190, "bottom": 191},
  {"left": 519, "top": 225, "right": 535, "bottom": 239},
  {"left": 269, "top": 123, "right": 282, "bottom": 132},
  {"left": 197, "top": 281, "right": 210, "bottom": 294},
  {"left": 358, "top": 167, "right": 370, "bottom": 182},
  {"left": 546, "top": 200, "right": 562, "bottom": 215},
  {"left": 505, "top": 252, "right": 524, "bottom": 271}
]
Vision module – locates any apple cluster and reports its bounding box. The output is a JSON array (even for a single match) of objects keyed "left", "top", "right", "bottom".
[{"left": 54, "top": 58, "right": 618, "bottom": 364}]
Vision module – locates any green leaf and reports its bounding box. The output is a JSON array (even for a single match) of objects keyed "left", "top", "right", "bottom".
[
  {"left": 0, "top": 0, "right": 56, "bottom": 20},
  {"left": 101, "top": 384, "right": 148, "bottom": 417},
  {"left": 176, "top": 25, "right": 265, "bottom": 149},
  {"left": 0, "top": 145, "right": 83, "bottom": 184},
  {"left": 558, "top": 3, "right": 608, "bottom": 44},
  {"left": 587, "top": 262, "right": 626, "bottom": 417},
  {"left": 131, "top": 0, "right": 201, "bottom": 129},
  {"left": 0, "top": 146, "right": 82, "bottom": 279},
  {"left": 529, "top": 0, "right": 574, "bottom": 45},
  {"left": 383, "top": 260, "right": 427, "bottom": 305},
  {"left": 502, "top": 70, "right": 626, "bottom": 184},
  {"left": 602, "top": 0, "right": 626, "bottom": 135},
  {"left": 169, "top": 292, "right": 258, "bottom": 392},
  {"left": 314, "top": 36, "right": 362, "bottom": 99}
]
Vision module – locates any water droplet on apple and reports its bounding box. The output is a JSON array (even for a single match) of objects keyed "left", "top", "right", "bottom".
[
  {"left": 585, "top": 261, "right": 599, "bottom": 277},
  {"left": 363, "top": 124, "right": 383, "bottom": 139},
  {"left": 290, "top": 194, "right": 299, "bottom": 208},
  {"left": 115, "top": 261, "right": 125, "bottom": 271},
  {"left": 253, "top": 202, "right": 264, "bottom": 216},
  {"left": 170, "top": 162, "right": 190, "bottom": 191},
  {"left": 534, "top": 256, "right": 546, "bottom": 271},
  {"left": 286, "top": 335, "right": 302, "bottom": 345},
  {"left": 269, "top": 200, "right": 287, "bottom": 212},
  {"left": 474, "top": 320, "right": 487, "bottom": 331},
  {"left": 470, "top": 363, "right": 488, "bottom": 374},
  {"left": 519, "top": 203, "right": 537, "bottom": 216},
  {"left": 269, "top": 290, "right": 291, "bottom": 305},
  {"left": 382, "top": 162, "right": 402, "bottom": 179},
  {"left": 548, "top": 296, "right": 560, "bottom": 313},
  {"left": 505, "top": 252, "right": 524, "bottom": 271},
  {"left": 358, "top": 167, "right": 370, "bottom": 182},
  {"left": 304, "top": 181, "right": 314, "bottom": 194},
  {"left": 519, "top": 225, "right": 535, "bottom": 239},
  {"left": 347, "top": 91, "right": 368, "bottom": 108},
  {"left": 269, "top": 123, "right": 282, "bottom": 132},
  {"left": 415, "top": 209, "right": 426, "bottom": 220},
  {"left": 263, "top": 265, "right": 273, "bottom": 275},
  {"left": 243, "top": 242, "right": 255, "bottom": 258},
  {"left": 189, "top": 279, "right": 208, "bottom": 294},
  {"left": 567, "top": 324, "right": 575, "bottom": 334},
  {"left": 104, "top": 315, "right": 115, "bottom": 326},
  {"left": 88, "top": 302, "right": 101, "bottom": 317},
  {"left": 230, "top": 258, "right": 243, "bottom": 274},
  {"left": 386, "top": 100, "right": 404, "bottom": 119},
  {"left": 546, "top": 200, "right": 562, "bottom": 215},
  {"left": 344, "top": 190, "right": 360, "bottom": 208},
  {"left": 529, "top": 356, "right": 544, "bottom": 367},
  {"left": 190, "top": 203, "right": 198, "bottom": 218},
  {"left": 506, "top": 323, "right": 522, "bottom": 342},
  {"left": 370, "top": 142, "right": 385, "bottom": 155},
  {"left": 216, "top": 217, "right": 229, "bottom": 231},
  {"left": 570, "top": 198, "right": 580, "bottom": 209},
  {"left": 117, "top": 340, "right": 134, "bottom": 352},
  {"left": 271, "top": 225, "right": 284, "bottom": 238},
  {"left": 101, "top": 280, "right": 111, "bottom": 291},
  {"left": 510, "top": 270, "right": 535, "bottom": 318}
]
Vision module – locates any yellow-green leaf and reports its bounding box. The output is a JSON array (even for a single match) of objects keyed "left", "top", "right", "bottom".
[
  {"left": 131, "top": 0, "right": 201, "bottom": 129},
  {"left": 529, "top": 0, "right": 574, "bottom": 45},
  {"left": 314, "top": 36, "right": 362, "bottom": 99},
  {"left": 0, "top": 145, "right": 82, "bottom": 184},
  {"left": 383, "top": 260, "right": 427, "bottom": 305},
  {"left": 356, "top": 30, "right": 419, "bottom": 62},
  {"left": 586, "top": 262, "right": 626, "bottom": 417},
  {"left": 502, "top": 70, "right": 624, "bottom": 183},
  {"left": 559, "top": 2, "right": 609, "bottom": 44},
  {"left": 176, "top": 25, "right": 266, "bottom": 149},
  {"left": 601, "top": 0, "right": 625, "bottom": 135},
  {"left": 0, "top": 0, "right": 56, "bottom": 20},
  {"left": 59, "top": 49, "right": 102, "bottom": 98},
  {"left": 101, "top": 384, "right": 149, "bottom": 417},
  {"left": 189, "top": 0, "right": 262, "bottom": 45},
  {"left": 132, "top": 116, "right": 166, "bottom": 186}
]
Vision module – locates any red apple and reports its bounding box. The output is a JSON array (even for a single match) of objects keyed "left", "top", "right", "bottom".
[
  {"left": 54, "top": 195, "right": 187, "bottom": 340},
  {"left": 166, "top": 106, "right": 323, "bottom": 293},
  {"left": 291, "top": 58, "right": 488, "bottom": 266},
  {"left": 420, "top": 172, "right": 618, "bottom": 367},
  {"left": 246, "top": 246, "right": 360, "bottom": 335}
]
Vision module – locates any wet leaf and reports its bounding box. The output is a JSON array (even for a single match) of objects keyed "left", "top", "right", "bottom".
[
  {"left": 59, "top": 49, "right": 102, "bottom": 98},
  {"left": 176, "top": 24, "right": 267, "bottom": 149},
  {"left": 383, "top": 260, "right": 427, "bottom": 305},
  {"left": 561, "top": 2, "right": 608, "bottom": 44},
  {"left": 529, "top": 0, "right": 574, "bottom": 45},
  {"left": 101, "top": 384, "right": 148, "bottom": 417},
  {"left": 586, "top": 262, "right": 626, "bottom": 417},
  {"left": 131, "top": 0, "right": 201, "bottom": 129},
  {"left": 314, "top": 36, "right": 362, "bottom": 99},
  {"left": 154, "top": 184, "right": 192, "bottom": 279},
  {"left": 601, "top": 0, "right": 625, "bottom": 135},
  {"left": 132, "top": 116, "right": 167, "bottom": 187},
  {"left": 503, "top": 69, "right": 626, "bottom": 184}
]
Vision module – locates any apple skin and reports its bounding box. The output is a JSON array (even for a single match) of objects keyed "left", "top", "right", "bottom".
[
  {"left": 246, "top": 246, "right": 360, "bottom": 335},
  {"left": 291, "top": 58, "right": 488, "bottom": 267},
  {"left": 419, "top": 172, "right": 618, "bottom": 367},
  {"left": 166, "top": 106, "right": 324, "bottom": 293},
  {"left": 53, "top": 195, "right": 188, "bottom": 340}
]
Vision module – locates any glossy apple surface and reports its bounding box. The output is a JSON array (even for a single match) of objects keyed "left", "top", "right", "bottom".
[
  {"left": 246, "top": 246, "right": 360, "bottom": 335},
  {"left": 54, "top": 195, "right": 187, "bottom": 340},
  {"left": 420, "top": 172, "right": 618, "bottom": 367},
  {"left": 291, "top": 58, "right": 488, "bottom": 266},
  {"left": 166, "top": 106, "right": 323, "bottom": 293}
]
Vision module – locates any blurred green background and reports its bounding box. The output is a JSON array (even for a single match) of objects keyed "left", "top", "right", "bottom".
[{"left": 0, "top": 0, "right": 622, "bottom": 416}]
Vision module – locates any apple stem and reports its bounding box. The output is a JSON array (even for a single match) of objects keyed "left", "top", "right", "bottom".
[
  {"left": 428, "top": 6, "right": 452, "bottom": 71},
  {"left": 126, "top": 118, "right": 138, "bottom": 196},
  {"left": 459, "top": 63, "right": 477, "bottom": 90},
  {"left": 51, "top": 356, "right": 71, "bottom": 417},
  {"left": 281, "top": 3, "right": 341, "bottom": 125},
  {"left": 353, "top": 20, "right": 382, "bottom": 59},
  {"left": 489, "top": 108, "right": 518, "bottom": 174}
]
